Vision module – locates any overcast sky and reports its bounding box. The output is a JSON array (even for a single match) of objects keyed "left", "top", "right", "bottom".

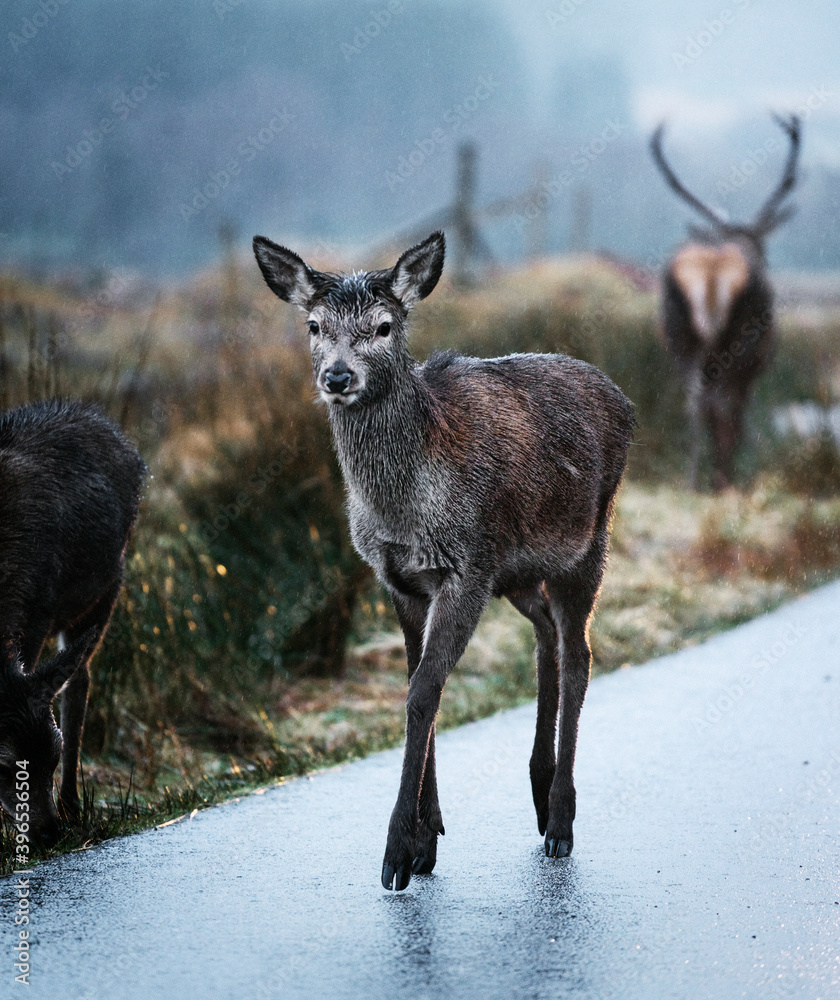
[{"left": 499, "top": 0, "right": 840, "bottom": 158}]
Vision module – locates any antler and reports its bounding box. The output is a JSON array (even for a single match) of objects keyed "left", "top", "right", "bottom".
[
  {"left": 650, "top": 123, "right": 727, "bottom": 229},
  {"left": 753, "top": 113, "right": 802, "bottom": 235}
]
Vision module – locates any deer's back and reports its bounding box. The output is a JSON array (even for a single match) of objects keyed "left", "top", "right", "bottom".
[
  {"left": 416, "top": 351, "right": 633, "bottom": 582},
  {"left": 662, "top": 244, "right": 774, "bottom": 386}
]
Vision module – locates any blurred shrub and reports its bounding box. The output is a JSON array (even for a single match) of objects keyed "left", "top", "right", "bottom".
[
  {"left": 690, "top": 491, "right": 840, "bottom": 582},
  {"left": 778, "top": 433, "right": 840, "bottom": 497}
]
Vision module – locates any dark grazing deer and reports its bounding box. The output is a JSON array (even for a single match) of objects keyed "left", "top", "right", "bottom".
[
  {"left": 650, "top": 114, "right": 801, "bottom": 490},
  {"left": 0, "top": 400, "right": 145, "bottom": 843},
  {"left": 253, "top": 231, "right": 634, "bottom": 890}
]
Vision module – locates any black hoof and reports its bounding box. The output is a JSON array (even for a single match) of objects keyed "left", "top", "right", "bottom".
[
  {"left": 382, "top": 862, "right": 411, "bottom": 891},
  {"left": 545, "top": 837, "right": 572, "bottom": 859},
  {"left": 411, "top": 855, "right": 435, "bottom": 875}
]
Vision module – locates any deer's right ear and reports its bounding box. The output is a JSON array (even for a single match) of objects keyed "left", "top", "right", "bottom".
[{"left": 253, "top": 236, "right": 323, "bottom": 310}]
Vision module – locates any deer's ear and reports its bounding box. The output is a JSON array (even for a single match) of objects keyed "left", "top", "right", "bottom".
[
  {"left": 389, "top": 231, "right": 445, "bottom": 308},
  {"left": 253, "top": 236, "right": 325, "bottom": 310}
]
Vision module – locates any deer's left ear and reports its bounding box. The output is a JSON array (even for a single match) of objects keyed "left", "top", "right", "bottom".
[
  {"left": 253, "top": 236, "right": 327, "bottom": 310},
  {"left": 389, "top": 231, "right": 445, "bottom": 308}
]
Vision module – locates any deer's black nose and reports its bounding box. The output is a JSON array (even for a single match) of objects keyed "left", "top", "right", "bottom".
[{"left": 324, "top": 367, "right": 353, "bottom": 394}]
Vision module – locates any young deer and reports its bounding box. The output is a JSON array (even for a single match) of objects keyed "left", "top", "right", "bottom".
[
  {"left": 650, "top": 114, "right": 801, "bottom": 490},
  {"left": 253, "top": 232, "right": 634, "bottom": 890},
  {"left": 0, "top": 400, "right": 145, "bottom": 843}
]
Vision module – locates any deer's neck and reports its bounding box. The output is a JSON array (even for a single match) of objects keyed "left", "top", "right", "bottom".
[{"left": 328, "top": 366, "right": 429, "bottom": 515}]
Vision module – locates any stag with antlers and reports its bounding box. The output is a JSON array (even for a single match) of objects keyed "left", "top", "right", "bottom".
[{"left": 650, "top": 114, "right": 801, "bottom": 490}]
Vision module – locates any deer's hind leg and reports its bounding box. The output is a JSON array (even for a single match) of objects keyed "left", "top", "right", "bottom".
[
  {"left": 709, "top": 386, "right": 746, "bottom": 491},
  {"left": 543, "top": 526, "right": 609, "bottom": 858},
  {"left": 506, "top": 585, "right": 559, "bottom": 836},
  {"left": 685, "top": 368, "right": 705, "bottom": 491}
]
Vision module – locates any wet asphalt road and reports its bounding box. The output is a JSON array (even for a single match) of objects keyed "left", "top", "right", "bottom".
[{"left": 3, "top": 580, "right": 840, "bottom": 1000}]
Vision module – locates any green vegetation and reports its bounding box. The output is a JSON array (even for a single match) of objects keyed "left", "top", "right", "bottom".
[{"left": 1, "top": 254, "right": 839, "bottom": 874}]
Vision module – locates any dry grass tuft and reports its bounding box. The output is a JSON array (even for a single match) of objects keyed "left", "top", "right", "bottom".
[{"left": 689, "top": 485, "right": 840, "bottom": 583}]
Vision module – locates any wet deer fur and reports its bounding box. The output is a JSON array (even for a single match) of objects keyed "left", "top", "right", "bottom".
[
  {"left": 651, "top": 114, "right": 801, "bottom": 489},
  {"left": 253, "top": 231, "right": 634, "bottom": 890},
  {"left": 0, "top": 400, "right": 145, "bottom": 842}
]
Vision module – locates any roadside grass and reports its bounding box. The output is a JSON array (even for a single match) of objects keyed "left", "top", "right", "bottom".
[{"left": 1, "top": 254, "right": 839, "bottom": 874}]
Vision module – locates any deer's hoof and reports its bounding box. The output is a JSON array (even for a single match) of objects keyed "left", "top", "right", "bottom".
[
  {"left": 411, "top": 818, "right": 443, "bottom": 875},
  {"left": 411, "top": 854, "right": 435, "bottom": 875},
  {"left": 545, "top": 837, "right": 572, "bottom": 859},
  {"left": 530, "top": 763, "right": 554, "bottom": 837},
  {"left": 382, "top": 861, "right": 411, "bottom": 891}
]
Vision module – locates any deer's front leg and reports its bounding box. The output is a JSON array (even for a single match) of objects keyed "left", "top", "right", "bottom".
[
  {"left": 382, "top": 577, "right": 489, "bottom": 891},
  {"left": 391, "top": 592, "right": 444, "bottom": 876},
  {"left": 59, "top": 585, "right": 118, "bottom": 820},
  {"left": 58, "top": 661, "right": 90, "bottom": 820}
]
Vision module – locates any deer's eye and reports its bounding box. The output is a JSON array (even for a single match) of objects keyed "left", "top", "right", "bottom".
[
  {"left": 376, "top": 322, "right": 391, "bottom": 338},
  {"left": 308, "top": 320, "right": 320, "bottom": 336}
]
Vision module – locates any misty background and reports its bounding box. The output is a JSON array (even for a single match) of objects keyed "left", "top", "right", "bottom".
[{"left": 1, "top": 0, "right": 839, "bottom": 279}]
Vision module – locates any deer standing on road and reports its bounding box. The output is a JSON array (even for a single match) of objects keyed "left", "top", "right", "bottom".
[
  {"left": 0, "top": 400, "right": 145, "bottom": 843},
  {"left": 253, "top": 231, "right": 634, "bottom": 890},
  {"left": 650, "top": 114, "right": 801, "bottom": 489}
]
